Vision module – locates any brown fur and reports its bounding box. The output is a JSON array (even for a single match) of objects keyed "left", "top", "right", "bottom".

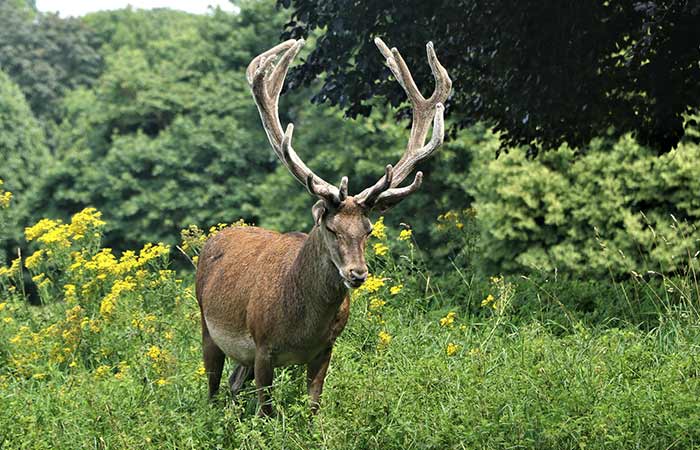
[{"left": 196, "top": 199, "right": 370, "bottom": 415}]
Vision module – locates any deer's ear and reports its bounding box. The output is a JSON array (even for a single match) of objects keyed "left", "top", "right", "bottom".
[{"left": 311, "top": 200, "right": 327, "bottom": 226}]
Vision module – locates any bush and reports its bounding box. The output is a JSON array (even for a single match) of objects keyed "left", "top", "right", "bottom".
[{"left": 468, "top": 132, "right": 700, "bottom": 278}]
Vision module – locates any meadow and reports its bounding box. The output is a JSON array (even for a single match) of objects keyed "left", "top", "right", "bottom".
[
  {"left": 1, "top": 2, "right": 699, "bottom": 448},
  {"left": 1, "top": 201, "right": 699, "bottom": 449}
]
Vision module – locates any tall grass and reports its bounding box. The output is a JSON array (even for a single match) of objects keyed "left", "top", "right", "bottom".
[{"left": 1, "top": 208, "right": 699, "bottom": 449}]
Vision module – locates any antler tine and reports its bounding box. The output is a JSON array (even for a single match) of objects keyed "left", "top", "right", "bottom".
[
  {"left": 248, "top": 40, "right": 340, "bottom": 204},
  {"left": 374, "top": 172, "right": 423, "bottom": 211},
  {"left": 356, "top": 38, "right": 451, "bottom": 209},
  {"left": 357, "top": 164, "right": 393, "bottom": 208},
  {"left": 338, "top": 176, "right": 349, "bottom": 201}
]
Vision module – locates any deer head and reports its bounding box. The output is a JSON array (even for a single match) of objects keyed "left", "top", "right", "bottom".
[{"left": 246, "top": 38, "right": 452, "bottom": 288}]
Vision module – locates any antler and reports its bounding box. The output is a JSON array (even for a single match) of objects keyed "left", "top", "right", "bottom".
[
  {"left": 247, "top": 39, "right": 344, "bottom": 205},
  {"left": 356, "top": 38, "right": 452, "bottom": 210}
]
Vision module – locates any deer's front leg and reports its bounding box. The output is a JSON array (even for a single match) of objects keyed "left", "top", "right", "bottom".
[
  {"left": 254, "top": 348, "right": 274, "bottom": 417},
  {"left": 307, "top": 347, "right": 333, "bottom": 414}
]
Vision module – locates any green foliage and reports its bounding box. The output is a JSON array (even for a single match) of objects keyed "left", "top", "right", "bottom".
[
  {"left": 35, "top": 0, "right": 479, "bottom": 255},
  {"left": 0, "top": 1, "right": 102, "bottom": 120},
  {"left": 2, "top": 211, "right": 700, "bottom": 448},
  {"left": 282, "top": 0, "right": 700, "bottom": 153},
  {"left": 41, "top": 4, "right": 285, "bottom": 250},
  {"left": 0, "top": 70, "right": 50, "bottom": 261},
  {"left": 469, "top": 133, "right": 700, "bottom": 278},
  {"left": 256, "top": 106, "right": 484, "bottom": 249}
]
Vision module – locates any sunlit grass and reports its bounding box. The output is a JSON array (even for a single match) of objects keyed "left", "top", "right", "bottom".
[{"left": 1, "top": 208, "right": 699, "bottom": 448}]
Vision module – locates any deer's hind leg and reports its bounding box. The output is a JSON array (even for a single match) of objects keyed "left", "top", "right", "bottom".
[
  {"left": 201, "top": 318, "right": 225, "bottom": 399},
  {"left": 228, "top": 364, "right": 254, "bottom": 400}
]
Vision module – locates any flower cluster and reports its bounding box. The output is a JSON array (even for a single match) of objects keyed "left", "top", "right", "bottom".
[
  {"left": 446, "top": 342, "right": 460, "bottom": 356},
  {"left": 2, "top": 209, "right": 186, "bottom": 385},
  {"left": 370, "top": 216, "right": 386, "bottom": 240},
  {"left": 440, "top": 311, "right": 457, "bottom": 327},
  {"left": 378, "top": 330, "right": 392, "bottom": 347},
  {"left": 358, "top": 274, "right": 385, "bottom": 294},
  {"left": 0, "top": 179, "right": 11, "bottom": 209},
  {"left": 436, "top": 209, "right": 476, "bottom": 231},
  {"left": 481, "top": 275, "right": 513, "bottom": 315}
]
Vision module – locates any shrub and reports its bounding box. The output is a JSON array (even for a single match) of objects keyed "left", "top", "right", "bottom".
[{"left": 468, "top": 133, "right": 700, "bottom": 278}]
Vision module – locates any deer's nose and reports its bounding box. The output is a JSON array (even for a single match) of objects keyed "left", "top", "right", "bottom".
[{"left": 349, "top": 268, "right": 368, "bottom": 283}]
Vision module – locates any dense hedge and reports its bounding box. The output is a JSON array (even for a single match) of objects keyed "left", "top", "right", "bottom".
[{"left": 468, "top": 130, "right": 700, "bottom": 278}]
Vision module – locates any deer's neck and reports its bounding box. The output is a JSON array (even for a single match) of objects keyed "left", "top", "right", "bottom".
[{"left": 284, "top": 226, "right": 347, "bottom": 317}]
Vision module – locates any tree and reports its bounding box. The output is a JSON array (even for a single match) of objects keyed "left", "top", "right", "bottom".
[
  {"left": 0, "top": 70, "right": 50, "bottom": 260},
  {"left": 0, "top": 1, "right": 102, "bottom": 120},
  {"left": 280, "top": 0, "right": 700, "bottom": 154},
  {"left": 41, "top": 3, "right": 291, "bottom": 250}
]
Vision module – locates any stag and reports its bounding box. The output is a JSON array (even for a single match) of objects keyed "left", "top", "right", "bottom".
[{"left": 195, "top": 38, "right": 451, "bottom": 416}]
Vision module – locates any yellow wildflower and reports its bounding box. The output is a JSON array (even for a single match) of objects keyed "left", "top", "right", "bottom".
[
  {"left": 0, "top": 180, "right": 11, "bottom": 209},
  {"left": 373, "top": 243, "right": 389, "bottom": 257},
  {"left": 398, "top": 229, "right": 412, "bottom": 241},
  {"left": 99, "top": 280, "right": 135, "bottom": 317},
  {"left": 196, "top": 365, "right": 206, "bottom": 376},
  {"left": 25, "top": 218, "right": 60, "bottom": 241},
  {"left": 2, "top": 258, "right": 22, "bottom": 278},
  {"left": 446, "top": 342, "right": 460, "bottom": 356},
  {"left": 359, "top": 274, "right": 385, "bottom": 293},
  {"left": 146, "top": 345, "right": 162, "bottom": 360},
  {"left": 378, "top": 330, "right": 392, "bottom": 346},
  {"left": 68, "top": 207, "right": 105, "bottom": 237},
  {"left": 37, "top": 224, "right": 71, "bottom": 247},
  {"left": 32, "top": 273, "right": 51, "bottom": 290},
  {"left": 32, "top": 373, "right": 47, "bottom": 380},
  {"left": 389, "top": 284, "right": 403, "bottom": 295},
  {"left": 89, "top": 319, "right": 101, "bottom": 333},
  {"left": 156, "top": 378, "right": 168, "bottom": 386},
  {"left": 64, "top": 284, "right": 77, "bottom": 303},
  {"left": 137, "top": 243, "right": 170, "bottom": 266},
  {"left": 370, "top": 216, "right": 386, "bottom": 240},
  {"left": 95, "top": 365, "right": 111, "bottom": 378},
  {"left": 439, "top": 311, "right": 457, "bottom": 327},
  {"left": 99, "top": 297, "right": 115, "bottom": 317},
  {"left": 164, "top": 331, "right": 174, "bottom": 340},
  {"left": 0, "top": 191, "right": 11, "bottom": 208},
  {"left": 481, "top": 294, "right": 495, "bottom": 307},
  {"left": 84, "top": 249, "right": 118, "bottom": 275},
  {"left": 0, "top": 302, "right": 6, "bottom": 312},
  {"left": 2, "top": 317, "right": 13, "bottom": 324},
  {"left": 369, "top": 297, "right": 386, "bottom": 310}
]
